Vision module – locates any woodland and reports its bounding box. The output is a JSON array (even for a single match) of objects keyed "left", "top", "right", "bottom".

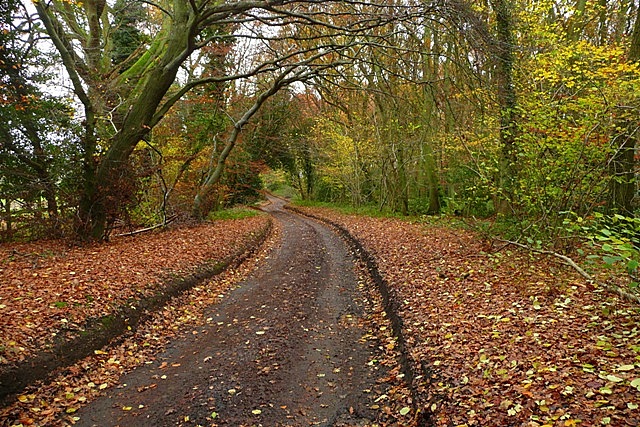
[
  {"left": 3, "top": 0, "right": 640, "bottom": 297},
  {"left": 0, "top": 0, "right": 639, "bottom": 247},
  {"left": 2, "top": 0, "right": 640, "bottom": 425}
]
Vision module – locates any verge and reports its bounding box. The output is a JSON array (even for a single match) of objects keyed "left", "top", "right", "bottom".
[{"left": 0, "top": 220, "right": 272, "bottom": 404}]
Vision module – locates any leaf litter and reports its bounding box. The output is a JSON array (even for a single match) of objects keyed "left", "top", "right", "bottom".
[
  {"left": 2, "top": 204, "right": 640, "bottom": 426},
  {"left": 296, "top": 206, "right": 640, "bottom": 427},
  {"left": 0, "top": 216, "right": 273, "bottom": 426},
  {"left": 0, "top": 217, "right": 270, "bottom": 368}
]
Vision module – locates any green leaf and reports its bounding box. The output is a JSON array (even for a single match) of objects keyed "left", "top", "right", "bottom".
[
  {"left": 616, "top": 364, "right": 635, "bottom": 371},
  {"left": 627, "top": 259, "right": 639, "bottom": 272},
  {"left": 602, "top": 255, "right": 621, "bottom": 266},
  {"left": 606, "top": 374, "right": 624, "bottom": 383},
  {"left": 599, "top": 386, "right": 612, "bottom": 394},
  {"left": 399, "top": 407, "right": 411, "bottom": 416},
  {"left": 602, "top": 243, "right": 613, "bottom": 252}
]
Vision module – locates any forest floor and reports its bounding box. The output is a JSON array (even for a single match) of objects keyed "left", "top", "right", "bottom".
[
  {"left": 1, "top": 198, "right": 639, "bottom": 426},
  {"left": 294, "top": 206, "right": 640, "bottom": 427}
]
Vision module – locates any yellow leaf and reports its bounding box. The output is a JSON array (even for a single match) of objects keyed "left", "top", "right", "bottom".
[{"left": 122, "top": 406, "right": 132, "bottom": 411}]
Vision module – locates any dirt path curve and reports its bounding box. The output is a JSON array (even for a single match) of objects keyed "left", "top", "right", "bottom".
[{"left": 75, "top": 196, "right": 386, "bottom": 427}]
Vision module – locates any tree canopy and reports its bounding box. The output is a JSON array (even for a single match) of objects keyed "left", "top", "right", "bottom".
[{"left": 1, "top": 0, "right": 640, "bottom": 246}]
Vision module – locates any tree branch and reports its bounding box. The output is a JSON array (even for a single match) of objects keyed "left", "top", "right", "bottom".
[
  {"left": 501, "top": 239, "right": 640, "bottom": 304},
  {"left": 34, "top": 2, "right": 92, "bottom": 111}
]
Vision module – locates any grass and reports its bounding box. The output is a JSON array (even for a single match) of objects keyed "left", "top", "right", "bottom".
[
  {"left": 207, "top": 206, "right": 264, "bottom": 221},
  {"left": 291, "top": 199, "right": 407, "bottom": 219},
  {"left": 290, "top": 199, "right": 476, "bottom": 233}
]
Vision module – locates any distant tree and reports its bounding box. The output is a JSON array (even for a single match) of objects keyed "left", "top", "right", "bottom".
[
  {"left": 241, "top": 89, "right": 318, "bottom": 200},
  {"left": 111, "top": 0, "right": 146, "bottom": 68},
  {"left": 0, "top": 0, "right": 79, "bottom": 240},
  {"left": 608, "top": 6, "right": 640, "bottom": 215}
]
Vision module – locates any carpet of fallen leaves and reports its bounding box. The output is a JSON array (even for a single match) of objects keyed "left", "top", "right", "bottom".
[
  {"left": 298, "top": 207, "right": 640, "bottom": 427},
  {"left": 354, "top": 258, "right": 418, "bottom": 427},
  {"left": 0, "top": 216, "right": 270, "bottom": 368},
  {"left": 1, "top": 216, "right": 277, "bottom": 427},
  {"left": 4, "top": 204, "right": 640, "bottom": 427}
]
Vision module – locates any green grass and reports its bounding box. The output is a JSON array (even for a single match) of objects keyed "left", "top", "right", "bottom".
[
  {"left": 207, "top": 206, "right": 263, "bottom": 221},
  {"left": 291, "top": 199, "right": 471, "bottom": 231},
  {"left": 291, "top": 199, "right": 405, "bottom": 219}
]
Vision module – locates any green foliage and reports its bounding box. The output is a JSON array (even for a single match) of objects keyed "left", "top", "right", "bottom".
[
  {"left": 564, "top": 212, "right": 640, "bottom": 290},
  {"left": 513, "top": 42, "right": 638, "bottom": 219},
  {"left": 311, "top": 113, "right": 379, "bottom": 207},
  {"left": 588, "top": 214, "right": 640, "bottom": 284},
  {"left": 262, "top": 170, "right": 296, "bottom": 199},
  {"left": 0, "top": 0, "right": 82, "bottom": 241},
  {"left": 111, "top": 0, "right": 147, "bottom": 67},
  {"left": 440, "top": 36, "right": 640, "bottom": 248}
]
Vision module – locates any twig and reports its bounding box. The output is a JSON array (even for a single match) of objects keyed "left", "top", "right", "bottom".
[
  {"left": 501, "top": 239, "right": 640, "bottom": 305},
  {"left": 114, "top": 215, "right": 178, "bottom": 237}
]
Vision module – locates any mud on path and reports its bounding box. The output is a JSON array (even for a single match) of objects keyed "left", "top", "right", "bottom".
[{"left": 76, "top": 196, "right": 389, "bottom": 427}]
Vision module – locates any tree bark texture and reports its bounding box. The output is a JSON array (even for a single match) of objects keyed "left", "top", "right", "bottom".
[{"left": 607, "top": 6, "right": 640, "bottom": 215}]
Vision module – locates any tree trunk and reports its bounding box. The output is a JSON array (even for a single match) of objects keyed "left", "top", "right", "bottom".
[
  {"left": 423, "top": 143, "right": 441, "bottom": 214},
  {"left": 2, "top": 200, "right": 12, "bottom": 240},
  {"left": 78, "top": 7, "right": 194, "bottom": 239},
  {"left": 607, "top": 7, "right": 640, "bottom": 215},
  {"left": 492, "top": 0, "right": 518, "bottom": 213},
  {"left": 193, "top": 78, "right": 287, "bottom": 219}
]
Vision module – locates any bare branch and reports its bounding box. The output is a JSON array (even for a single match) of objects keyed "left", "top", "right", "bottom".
[{"left": 502, "top": 239, "right": 640, "bottom": 305}]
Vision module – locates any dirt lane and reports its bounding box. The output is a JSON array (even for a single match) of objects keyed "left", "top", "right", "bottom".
[{"left": 75, "top": 197, "right": 387, "bottom": 426}]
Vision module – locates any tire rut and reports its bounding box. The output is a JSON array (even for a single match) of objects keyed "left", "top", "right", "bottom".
[{"left": 75, "top": 196, "right": 388, "bottom": 427}]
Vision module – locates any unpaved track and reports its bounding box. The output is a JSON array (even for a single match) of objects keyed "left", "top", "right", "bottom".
[{"left": 76, "top": 197, "right": 386, "bottom": 426}]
